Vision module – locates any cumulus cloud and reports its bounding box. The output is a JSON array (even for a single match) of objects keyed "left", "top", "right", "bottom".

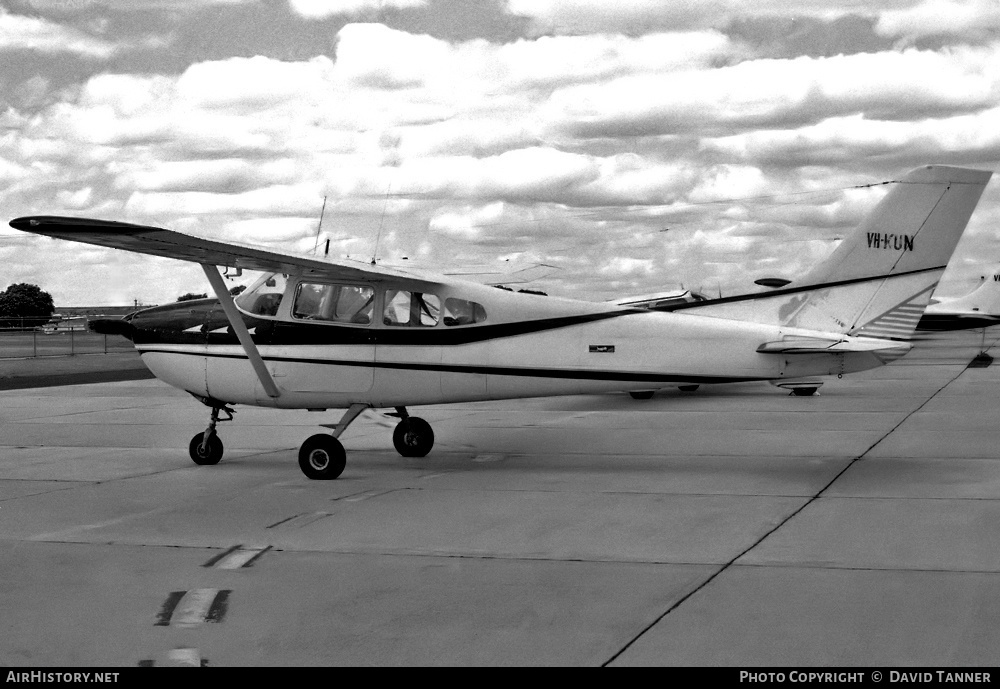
[
  {"left": 124, "top": 184, "right": 323, "bottom": 217},
  {"left": 506, "top": 0, "right": 732, "bottom": 34},
  {"left": 876, "top": 0, "right": 1000, "bottom": 41},
  {"left": 176, "top": 55, "right": 336, "bottom": 111},
  {"left": 0, "top": 8, "right": 118, "bottom": 57},
  {"left": 0, "top": 154, "right": 29, "bottom": 183},
  {"left": 702, "top": 108, "right": 1000, "bottom": 166},
  {"left": 290, "top": 0, "right": 427, "bottom": 19},
  {"left": 97, "top": 0, "right": 259, "bottom": 8},
  {"left": 548, "top": 44, "right": 1000, "bottom": 143},
  {"left": 113, "top": 158, "right": 301, "bottom": 193},
  {"left": 505, "top": 0, "right": 906, "bottom": 34},
  {"left": 5, "top": 12, "right": 1000, "bottom": 304},
  {"left": 222, "top": 216, "right": 318, "bottom": 243}
]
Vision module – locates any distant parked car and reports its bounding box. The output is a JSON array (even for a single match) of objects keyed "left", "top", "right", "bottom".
[{"left": 42, "top": 316, "right": 88, "bottom": 333}]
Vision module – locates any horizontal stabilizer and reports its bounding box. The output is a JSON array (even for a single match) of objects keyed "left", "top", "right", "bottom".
[{"left": 757, "top": 337, "right": 911, "bottom": 355}]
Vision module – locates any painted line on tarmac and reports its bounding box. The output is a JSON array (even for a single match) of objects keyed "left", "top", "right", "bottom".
[
  {"left": 139, "top": 647, "right": 207, "bottom": 667},
  {"left": 203, "top": 544, "right": 272, "bottom": 569},
  {"left": 166, "top": 647, "right": 204, "bottom": 667},
  {"left": 266, "top": 512, "right": 333, "bottom": 529},
  {"left": 155, "top": 589, "right": 231, "bottom": 628}
]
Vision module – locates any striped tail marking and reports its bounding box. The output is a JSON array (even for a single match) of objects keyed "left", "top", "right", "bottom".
[{"left": 850, "top": 286, "right": 935, "bottom": 340}]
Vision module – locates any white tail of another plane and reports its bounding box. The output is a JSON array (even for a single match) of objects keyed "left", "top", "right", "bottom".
[
  {"left": 943, "top": 273, "right": 1000, "bottom": 313},
  {"left": 668, "top": 165, "right": 993, "bottom": 341},
  {"left": 936, "top": 272, "right": 1000, "bottom": 314},
  {"left": 918, "top": 268, "right": 1000, "bottom": 330}
]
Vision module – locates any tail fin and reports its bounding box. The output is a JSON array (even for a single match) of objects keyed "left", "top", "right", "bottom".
[{"left": 670, "top": 165, "right": 993, "bottom": 340}]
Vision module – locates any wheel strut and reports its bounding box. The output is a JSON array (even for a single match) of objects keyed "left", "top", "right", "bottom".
[
  {"left": 320, "top": 403, "right": 369, "bottom": 439},
  {"left": 201, "top": 404, "right": 235, "bottom": 452}
]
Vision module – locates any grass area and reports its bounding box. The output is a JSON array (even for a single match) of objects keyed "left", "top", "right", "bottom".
[
  {"left": 0, "top": 330, "right": 133, "bottom": 358},
  {"left": 0, "top": 346, "right": 153, "bottom": 390}
]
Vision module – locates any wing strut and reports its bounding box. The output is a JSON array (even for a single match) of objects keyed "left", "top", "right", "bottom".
[{"left": 201, "top": 264, "right": 281, "bottom": 399}]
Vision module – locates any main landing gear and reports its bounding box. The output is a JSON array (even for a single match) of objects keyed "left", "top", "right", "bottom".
[
  {"left": 629, "top": 384, "right": 700, "bottom": 400},
  {"left": 303, "top": 405, "right": 434, "bottom": 479},
  {"left": 187, "top": 400, "right": 436, "bottom": 480},
  {"left": 389, "top": 407, "right": 435, "bottom": 458}
]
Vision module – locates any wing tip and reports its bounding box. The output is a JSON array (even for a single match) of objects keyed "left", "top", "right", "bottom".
[
  {"left": 9, "top": 215, "right": 155, "bottom": 234},
  {"left": 9, "top": 216, "right": 37, "bottom": 231}
]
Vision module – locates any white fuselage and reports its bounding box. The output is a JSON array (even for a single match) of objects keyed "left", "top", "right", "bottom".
[{"left": 134, "top": 291, "right": 898, "bottom": 410}]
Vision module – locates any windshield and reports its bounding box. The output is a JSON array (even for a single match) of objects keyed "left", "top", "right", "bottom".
[{"left": 235, "top": 273, "right": 288, "bottom": 317}]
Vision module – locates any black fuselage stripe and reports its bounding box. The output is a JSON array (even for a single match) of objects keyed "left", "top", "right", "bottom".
[
  {"left": 128, "top": 309, "right": 645, "bottom": 347},
  {"left": 138, "top": 349, "right": 765, "bottom": 384},
  {"left": 659, "top": 265, "right": 945, "bottom": 312}
]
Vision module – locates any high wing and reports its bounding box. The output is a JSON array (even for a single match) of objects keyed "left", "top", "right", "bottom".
[
  {"left": 438, "top": 262, "right": 559, "bottom": 285},
  {"left": 8, "top": 215, "right": 425, "bottom": 283},
  {"left": 8, "top": 214, "right": 449, "bottom": 403},
  {"left": 373, "top": 257, "right": 558, "bottom": 285}
]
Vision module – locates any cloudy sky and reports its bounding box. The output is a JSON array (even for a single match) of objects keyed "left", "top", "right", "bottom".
[{"left": 1, "top": 0, "right": 999, "bottom": 307}]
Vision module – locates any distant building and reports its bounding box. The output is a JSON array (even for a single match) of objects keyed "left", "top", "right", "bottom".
[{"left": 53, "top": 305, "right": 152, "bottom": 318}]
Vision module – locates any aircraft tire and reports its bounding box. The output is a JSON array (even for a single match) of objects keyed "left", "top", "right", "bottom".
[
  {"left": 189, "top": 432, "right": 224, "bottom": 466},
  {"left": 393, "top": 417, "right": 434, "bottom": 457},
  {"left": 791, "top": 387, "right": 818, "bottom": 396},
  {"left": 298, "top": 434, "right": 346, "bottom": 480},
  {"left": 629, "top": 391, "right": 655, "bottom": 400}
]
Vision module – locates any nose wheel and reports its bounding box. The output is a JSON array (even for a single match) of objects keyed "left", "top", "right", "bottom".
[
  {"left": 188, "top": 401, "right": 234, "bottom": 466},
  {"left": 189, "top": 432, "right": 224, "bottom": 465}
]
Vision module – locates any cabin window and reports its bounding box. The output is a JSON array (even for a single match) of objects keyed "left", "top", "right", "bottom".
[
  {"left": 235, "top": 273, "right": 288, "bottom": 317},
  {"left": 383, "top": 290, "right": 440, "bottom": 327},
  {"left": 293, "top": 282, "right": 374, "bottom": 324},
  {"left": 443, "top": 298, "right": 486, "bottom": 326}
]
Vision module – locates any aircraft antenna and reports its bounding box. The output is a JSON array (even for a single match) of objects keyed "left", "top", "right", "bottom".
[
  {"left": 312, "top": 196, "right": 328, "bottom": 254},
  {"left": 372, "top": 182, "right": 391, "bottom": 265}
]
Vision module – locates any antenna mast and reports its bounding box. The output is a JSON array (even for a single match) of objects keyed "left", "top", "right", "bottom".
[
  {"left": 372, "top": 182, "right": 391, "bottom": 265},
  {"left": 313, "top": 195, "right": 327, "bottom": 254}
]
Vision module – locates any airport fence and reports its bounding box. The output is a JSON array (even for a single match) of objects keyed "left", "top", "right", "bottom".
[{"left": 0, "top": 318, "right": 134, "bottom": 359}]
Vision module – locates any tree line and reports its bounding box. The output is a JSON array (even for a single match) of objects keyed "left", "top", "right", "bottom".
[
  {"left": 0, "top": 283, "right": 54, "bottom": 329},
  {"left": 0, "top": 283, "right": 249, "bottom": 329},
  {"left": 0, "top": 282, "right": 246, "bottom": 329}
]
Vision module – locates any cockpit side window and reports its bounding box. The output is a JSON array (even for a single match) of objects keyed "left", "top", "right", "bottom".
[
  {"left": 443, "top": 298, "right": 486, "bottom": 326},
  {"left": 293, "top": 282, "right": 374, "bottom": 325},
  {"left": 235, "top": 273, "right": 288, "bottom": 317},
  {"left": 383, "top": 290, "right": 440, "bottom": 327}
]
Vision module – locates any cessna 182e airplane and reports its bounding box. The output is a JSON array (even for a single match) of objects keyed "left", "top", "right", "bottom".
[{"left": 8, "top": 164, "right": 993, "bottom": 480}]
